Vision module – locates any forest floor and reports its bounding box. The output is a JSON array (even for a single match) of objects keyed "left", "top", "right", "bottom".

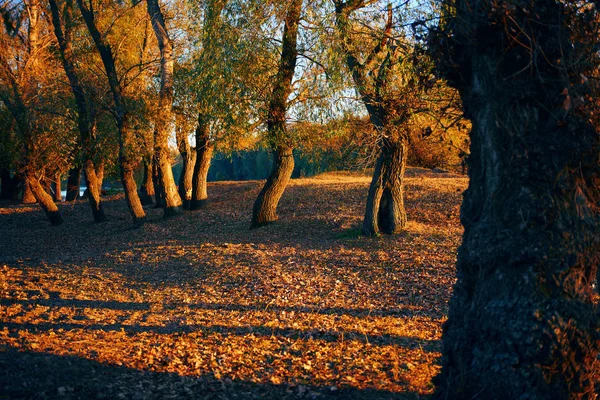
[{"left": 0, "top": 168, "right": 467, "bottom": 399}]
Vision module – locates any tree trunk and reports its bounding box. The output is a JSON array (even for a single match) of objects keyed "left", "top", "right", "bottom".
[
  {"left": 26, "top": 172, "right": 63, "bottom": 225},
  {"left": 249, "top": 0, "right": 302, "bottom": 228},
  {"left": 190, "top": 117, "right": 212, "bottom": 210},
  {"left": 65, "top": 167, "right": 80, "bottom": 201},
  {"left": 178, "top": 149, "right": 196, "bottom": 210},
  {"left": 1, "top": 169, "right": 17, "bottom": 200},
  {"left": 83, "top": 160, "right": 106, "bottom": 222},
  {"left": 147, "top": 0, "right": 182, "bottom": 218},
  {"left": 433, "top": 0, "right": 600, "bottom": 398},
  {"left": 251, "top": 146, "right": 294, "bottom": 228},
  {"left": 139, "top": 159, "right": 155, "bottom": 206},
  {"left": 53, "top": 173, "right": 62, "bottom": 203},
  {"left": 363, "top": 136, "right": 407, "bottom": 235},
  {"left": 21, "top": 175, "right": 36, "bottom": 204},
  {"left": 152, "top": 154, "right": 166, "bottom": 209}
]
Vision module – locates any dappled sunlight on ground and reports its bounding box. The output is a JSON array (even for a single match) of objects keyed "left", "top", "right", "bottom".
[{"left": 0, "top": 169, "right": 467, "bottom": 399}]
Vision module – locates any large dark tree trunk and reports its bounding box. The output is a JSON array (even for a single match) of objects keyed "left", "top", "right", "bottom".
[
  {"left": 433, "top": 0, "right": 600, "bottom": 398},
  {"left": 83, "top": 160, "right": 106, "bottom": 222},
  {"left": 27, "top": 171, "right": 63, "bottom": 225},
  {"left": 190, "top": 116, "right": 213, "bottom": 210},
  {"left": 363, "top": 135, "right": 407, "bottom": 235},
  {"left": 251, "top": 146, "right": 294, "bottom": 227},
  {"left": 146, "top": 0, "right": 182, "bottom": 218},
  {"left": 139, "top": 159, "right": 155, "bottom": 206},
  {"left": 250, "top": 0, "right": 302, "bottom": 228},
  {"left": 65, "top": 167, "right": 80, "bottom": 201}
]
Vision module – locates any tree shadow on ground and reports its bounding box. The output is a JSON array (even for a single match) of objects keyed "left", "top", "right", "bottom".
[{"left": 0, "top": 346, "right": 421, "bottom": 400}]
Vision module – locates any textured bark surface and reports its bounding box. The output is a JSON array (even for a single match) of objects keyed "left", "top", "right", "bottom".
[
  {"left": 65, "top": 167, "right": 80, "bottom": 201},
  {"left": 147, "top": 0, "right": 182, "bottom": 218},
  {"left": 433, "top": 0, "right": 600, "bottom": 398},
  {"left": 83, "top": 160, "right": 106, "bottom": 223},
  {"left": 139, "top": 160, "right": 155, "bottom": 206},
  {"left": 21, "top": 176, "right": 36, "bottom": 204},
  {"left": 251, "top": 147, "right": 295, "bottom": 228},
  {"left": 77, "top": 0, "right": 145, "bottom": 225},
  {"left": 190, "top": 116, "right": 213, "bottom": 211},
  {"left": 363, "top": 136, "right": 407, "bottom": 236},
  {"left": 52, "top": 173, "right": 62, "bottom": 203},
  {"left": 250, "top": 0, "right": 302, "bottom": 228},
  {"left": 178, "top": 149, "right": 196, "bottom": 210},
  {"left": 26, "top": 172, "right": 63, "bottom": 225}
]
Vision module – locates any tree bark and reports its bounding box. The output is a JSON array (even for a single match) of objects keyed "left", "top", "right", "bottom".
[
  {"left": 21, "top": 175, "right": 36, "bottom": 204},
  {"left": 178, "top": 149, "right": 196, "bottom": 209},
  {"left": 190, "top": 115, "right": 212, "bottom": 210},
  {"left": 251, "top": 146, "right": 294, "bottom": 227},
  {"left": 139, "top": 159, "right": 155, "bottom": 206},
  {"left": 27, "top": 171, "right": 63, "bottom": 225},
  {"left": 77, "top": 0, "right": 146, "bottom": 225},
  {"left": 83, "top": 160, "right": 106, "bottom": 222},
  {"left": 433, "top": 0, "right": 600, "bottom": 398},
  {"left": 146, "top": 0, "right": 182, "bottom": 218},
  {"left": 65, "top": 166, "right": 80, "bottom": 201},
  {"left": 152, "top": 154, "right": 166, "bottom": 208},
  {"left": 363, "top": 136, "right": 407, "bottom": 235},
  {"left": 53, "top": 172, "right": 62, "bottom": 203},
  {"left": 250, "top": 0, "right": 302, "bottom": 228}
]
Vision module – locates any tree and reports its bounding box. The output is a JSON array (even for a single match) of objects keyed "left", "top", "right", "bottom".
[
  {"left": 333, "top": 1, "right": 432, "bottom": 235},
  {"left": 76, "top": 0, "right": 147, "bottom": 225},
  {"left": 0, "top": 0, "right": 66, "bottom": 225},
  {"left": 431, "top": 0, "right": 600, "bottom": 397},
  {"left": 250, "top": 0, "right": 303, "bottom": 228},
  {"left": 49, "top": 0, "right": 107, "bottom": 222},
  {"left": 146, "top": 0, "right": 183, "bottom": 217}
]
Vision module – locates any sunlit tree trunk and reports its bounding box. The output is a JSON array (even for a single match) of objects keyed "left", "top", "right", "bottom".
[
  {"left": 433, "top": 0, "right": 600, "bottom": 397},
  {"left": 250, "top": 0, "right": 302, "bottom": 228},
  {"left": 190, "top": 115, "right": 213, "bottom": 210},
  {"left": 21, "top": 175, "right": 36, "bottom": 204},
  {"left": 65, "top": 166, "right": 80, "bottom": 201},
  {"left": 363, "top": 135, "right": 407, "bottom": 235},
  {"left": 27, "top": 171, "right": 63, "bottom": 225},
  {"left": 147, "top": 0, "right": 182, "bottom": 217},
  {"left": 177, "top": 141, "right": 196, "bottom": 210}
]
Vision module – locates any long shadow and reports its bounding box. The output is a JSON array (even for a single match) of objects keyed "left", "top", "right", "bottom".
[
  {"left": 0, "top": 346, "right": 421, "bottom": 399},
  {"left": 1, "top": 319, "right": 439, "bottom": 351}
]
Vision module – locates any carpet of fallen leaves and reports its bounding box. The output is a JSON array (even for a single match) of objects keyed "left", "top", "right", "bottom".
[{"left": 0, "top": 169, "right": 467, "bottom": 399}]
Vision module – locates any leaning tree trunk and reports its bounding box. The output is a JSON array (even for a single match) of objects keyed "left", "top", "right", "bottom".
[
  {"left": 190, "top": 117, "right": 213, "bottom": 210},
  {"left": 26, "top": 171, "right": 63, "bottom": 225},
  {"left": 65, "top": 167, "right": 80, "bottom": 201},
  {"left": 433, "top": 0, "right": 600, "bottom": 398},
  {"left": 251, "top": 146, "right": 294, "bottom": 228},
  {"left": 249, "top": 0, "right": 302, "bottom": 228},
  {"left": 139, "top": 159, "right": 155, "bottom": 206},
  {"left": 363, "top": 135, "right": 407, "bottom": 236}
]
